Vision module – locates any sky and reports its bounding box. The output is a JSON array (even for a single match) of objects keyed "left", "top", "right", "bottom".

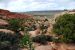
[{"left": 0, "top": 0, "right": 75, "bottom": 12}]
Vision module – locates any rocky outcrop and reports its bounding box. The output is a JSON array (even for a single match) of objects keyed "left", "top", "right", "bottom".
[
  {"left": 0, "top": 9, "right": 10, "bottom": 15},
  {"left": 0, "top": 9, "right": 32, "bottom": 19},
  {"left": 0, "top": 29, "right": 15, "bottom": 34},
  {"left": 0, "top": 19, "right": 9, "bottom": 26}
]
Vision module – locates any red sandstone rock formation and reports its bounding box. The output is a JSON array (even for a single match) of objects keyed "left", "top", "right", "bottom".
[{"left": 0, "top": 9, "right": 32, "bottom": 19}]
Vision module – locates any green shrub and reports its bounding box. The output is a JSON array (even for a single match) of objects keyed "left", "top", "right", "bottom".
[
  {"left": 53, "top": 14, "right": 75, "bottom": 43},
  {"left": 8, "top": 19, "right": 24, "bottom": 31},
  {"left": 32, "top": 35, "right": 52, "bottom": 44},
  {"left": 20, "top": 32, "right": 34, "bottom": 50}
]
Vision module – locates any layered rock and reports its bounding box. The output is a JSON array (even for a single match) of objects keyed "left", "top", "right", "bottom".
[
  {"left": 0, "top": 9, "right": 32, "bottom": 19},
  {"left": 0, "top": 19, "right": 9, "bottom": 25}
]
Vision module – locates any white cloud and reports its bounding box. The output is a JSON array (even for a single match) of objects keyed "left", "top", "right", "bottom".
[
  {"left": 6, "top": 0, "right": 59, "bottom": 11},
  {"left": 0, "top": 0, "right": 75, "bottom": 12}
]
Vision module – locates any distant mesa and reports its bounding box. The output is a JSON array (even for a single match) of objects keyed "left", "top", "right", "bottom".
[
  {"left": 0, "top": 9, "right": 32, "bottom": 19},
  {"left": 69, "top": 9, "right": 75, "bottom": 12},
  {"left": 64, "top": 9, "right": 75, "bottom": 12}
]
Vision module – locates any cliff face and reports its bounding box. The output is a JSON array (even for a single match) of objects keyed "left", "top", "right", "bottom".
[
  {"left": 0, "top": 9, "right": 10, "bottom": 15},
  {"left": 0, "top": 9, "right": 32, "bottom": 19}
]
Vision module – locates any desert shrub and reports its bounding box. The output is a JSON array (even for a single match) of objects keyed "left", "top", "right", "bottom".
[
  {"left": 0, "top": 41, "right": 11, "bottom": 50},
  {"left": 20, "top": 33, "right": 30, "bottom": 47},
  {"left": 32, "top": 35, "right": 52, "bottom": 44},
  {"left": 53, "top": 14, "right": 75, "bottom": 43},
  {"left": 0, "top": 31, "right": 21, "bottom": 50},
  {"left": 8, "top": 18, "right": 24, "bottom": 31},
  {"left": 20, "top": 32, "right": 34, "bottom": 50},
  {"left": 8, "top": 19, "right": 20, "bottom": 30},
  {"left": 40, "top": 24, "right": 48, "bottom": 34},
  {"left": 0, "top": 25, "right": 8, "bottom": 29}
]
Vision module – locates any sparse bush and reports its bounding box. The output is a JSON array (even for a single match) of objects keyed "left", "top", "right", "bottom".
[
  {"left": 20, "top": 32, "right": 34, "bottom": 50},
  {"left": 8, "top": 18, "right": 24, "bottom": 31},
  {"left": 32, "top": 35, "right": 52, "bottom": 44},
  {"left": 0, "top": 32, "right": 21, "bottom": 50}
]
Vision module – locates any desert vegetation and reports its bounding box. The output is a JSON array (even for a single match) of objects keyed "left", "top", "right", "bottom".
[
  {"left": 0, "top": 9, "right": 75, "bottom": 50},
  {"left": 53, "top": 14, "right": 75, "bottom": 43},
  {"left": 0, "top": 13, "right": 51, "bottom": 50}
]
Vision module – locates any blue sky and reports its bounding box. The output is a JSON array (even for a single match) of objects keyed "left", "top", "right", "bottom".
[{"left": 0, "top": 0, "right": 75, "bottom": 12}]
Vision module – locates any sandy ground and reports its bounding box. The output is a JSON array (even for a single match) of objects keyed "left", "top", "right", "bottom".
[
  {"left": 35, "top": 45, "right": 52, "bottom": 50},
  {"left": 21, "top": 43, "right": 75, "bottom": 50}
]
